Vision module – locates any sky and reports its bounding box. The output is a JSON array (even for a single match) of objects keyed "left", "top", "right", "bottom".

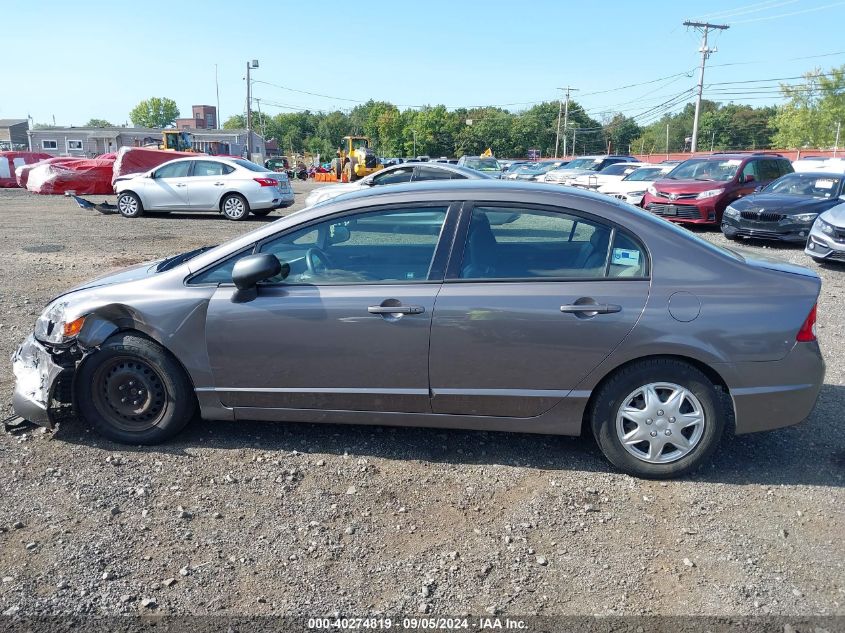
[{"left": 3, "top": 0, "right": 844, "bottom": 128}]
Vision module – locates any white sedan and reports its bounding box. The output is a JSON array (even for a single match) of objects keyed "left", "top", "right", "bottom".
[
  {"left": 598, "top": 164, "right": 675, "bottom": 206},
  {"left": 570, "top": 162, "right": 646, "bottom": 190},
  {"left": 305, "top": 163, "right": 490, "bottom": 207},
  {"left": 114, "top": 157, "right": 294, "bottom": 221}
]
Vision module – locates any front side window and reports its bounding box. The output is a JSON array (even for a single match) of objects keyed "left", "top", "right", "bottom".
[
  {"left": 459, "top": 206, "right": 641, "bottom": 280},
  {"left": 741, "top": 160, "right": 760, "bottom": 182},
  {"left": 371, "top": 167, "right": 414, "bottom": 185},
  {"left": 258, "top": 206, "right": 449, "bottom": 284},
  {"left": 154, "top": 161, "right": 191, "bottom": 179}
]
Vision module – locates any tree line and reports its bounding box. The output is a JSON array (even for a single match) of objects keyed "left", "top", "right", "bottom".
[{"left": 71, "top": 64, "right": 844, "bottom": 159}]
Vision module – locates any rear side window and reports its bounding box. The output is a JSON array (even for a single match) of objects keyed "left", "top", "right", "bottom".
[
  {"left": 192, "top": 161, "right": 232, "bottom": 177},
  {"left": 459, "top": 207, "right": 610, "bottom": 280},
  {"left": 779, "top": 159, "right": 795, "bottom": 176},
  {"left": 608, "top": 232, "right": 647, "bottom": 278},
  {"left": 414, "top": 166, "right": 458, "bottom": 181},
  {"left": 758, "top": 160, "right": 783, "bottom": 181}
]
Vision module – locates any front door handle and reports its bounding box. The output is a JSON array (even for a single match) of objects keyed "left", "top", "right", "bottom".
[
  {"left": 560, "top": 303, "right": 622, "bottom": 314},
  {"left": 175, "top": 183, "right": 187, "bottom": 188},
  {"left": 214, "top": 182, "right": 225, "bottom": 186},
  {"left": 368, "top": 305, "right": 425, "bottom": 315}
]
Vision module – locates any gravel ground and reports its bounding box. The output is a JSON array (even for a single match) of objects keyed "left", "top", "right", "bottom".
[{"left": 0, "top": 183, "right": 843, "bottom": 618}]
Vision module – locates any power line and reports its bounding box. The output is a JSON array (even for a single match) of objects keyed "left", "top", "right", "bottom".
[
  {"left": 694, "top": 0, "right": 798, "bottom": 20},
  {"left": 731, "top": 1, "right": 845, "bottom": 23}
]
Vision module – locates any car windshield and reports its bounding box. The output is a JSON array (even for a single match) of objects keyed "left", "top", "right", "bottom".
[
  {"left": 666, "top": 158, "right": 741, "bottom": 182},
  {"left": 464, "top": 157, "right": 501, "bottom": 171},
  {"left": 764, "top": 173, "right": 844, "bottom": 198},
  {"left": 623, "top": 167, "right": 666, "bottom": 182},
  {"left": 600, "top": 164, "right": 637, "bottom": 176},
  {"left": 231, "top": 159, "right": 267, "bottom": 172},
  {"left": 560, "top": 158, "right": 602, "bottom": 171}
]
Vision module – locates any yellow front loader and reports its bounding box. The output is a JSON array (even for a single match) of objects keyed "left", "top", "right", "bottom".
[{"left": 335, "top": 136, "right": 382, "bottom": 182}]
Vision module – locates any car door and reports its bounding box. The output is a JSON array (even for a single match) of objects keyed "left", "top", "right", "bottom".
[
  {"left": 144, "top": 160, "right": 191, "bottom": 210},
  {"left": 428, "top": 203, "right": 650, "bottom": 418},
  {"left": 202, "top": 202, "right": 456, "bottom": 414},
  {"left": 187, "top": 159, "right": 235, "bottom": 210}
]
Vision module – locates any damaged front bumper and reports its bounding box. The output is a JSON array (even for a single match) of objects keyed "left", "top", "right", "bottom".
[{"left": 11, "top": 335, "right": 69, "bottom": 428}]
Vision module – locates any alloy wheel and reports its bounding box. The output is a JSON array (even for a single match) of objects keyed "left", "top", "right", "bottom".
[{"left": 223, "top": 196, "right": 246, "bottom": 219}]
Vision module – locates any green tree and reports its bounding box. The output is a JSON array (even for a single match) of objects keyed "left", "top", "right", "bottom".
[
  {"left": 85, "top": 118, "right": 112, "bottom": 128},
  {"left": 772, "top": 65, "right": 845, "bottom": 149},
  {"left": 603, "top": 114, "right": 641, "bottom": 155},
  {"left": 129, "top": 97, "right": 180, "bottom": 128},
  {"left": 222, "top": 114, "right": 245, "bottom": 129}
]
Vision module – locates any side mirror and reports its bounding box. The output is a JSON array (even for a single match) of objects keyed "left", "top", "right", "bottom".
[
  {"left": 231, "top": 253, "right": 285, "bottom": 302},
  {"left": 363, "top": 178, "right": 376, "bottom": 186},
  {"left": 148, "top": 172, "right": 156, "bottom": 179},
  {"left": 743, "top": 174, "right": 755, "bottom": 184}
]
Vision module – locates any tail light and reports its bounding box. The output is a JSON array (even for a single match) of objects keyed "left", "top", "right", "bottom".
[
  {"left": 796, "top": 303, "right": 817, "bottom": 342},
  {"left": 254, "top": 178, "right": 278, "bottom": 187}
]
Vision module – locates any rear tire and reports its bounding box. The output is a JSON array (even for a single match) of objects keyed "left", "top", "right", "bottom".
[
  {"left": 221, "top": 193, "right": 250, "bottom": 221},
  {"left": 75, "top": 333, "right": 196, "bottom": 445},
  {"left": 116, "top": 192, "right": 144, "bottom": 218},
  {"left": 591, "top": 358, "right": 726, "bottom": 479}
]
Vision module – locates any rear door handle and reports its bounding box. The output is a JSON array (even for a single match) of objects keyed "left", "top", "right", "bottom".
[
  {"left": 560, "top": 304, "right": 622, "bottom": 314},
  {"left": 368, "top": 305, "right": 425, "bottom": 315},
  {"left": 214, "top": 182, "right": 225, "bottom": 186},
  {"left": 175, "top": 183, "right": 187, "bottom": 188}
]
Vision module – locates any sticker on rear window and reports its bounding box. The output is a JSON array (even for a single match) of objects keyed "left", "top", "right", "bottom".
[
  {"left": 816, "top": 179, "right": 836, "bottom": 189},
  {"left": 612, "top": 248, "right": 640, "bottom": 266}
]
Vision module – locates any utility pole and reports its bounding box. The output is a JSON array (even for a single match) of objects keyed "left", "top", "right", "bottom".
[
  {"left": 835, "top": 121, "right": 841, "bottom": 157},
  {"left": 255, "top": 98, "right": 266, "bottom": 137},
  {"left": 572, "top": 129, "right": 577, "bottom": 157},
  {"left": 215, "top": 64, "right": 221, "bottom": 129},
  {"left": 554, "top": 97, "right": 563, "bottom": 159},
  {"left": 555, "top": 86, "right": 578, "bottom": 158},
  {"left": 245, "top": 59, "right": 259, "bottom": 158},
  {"left": 683, "top": 21, "right": 729, "bottom": 154},
  {"left": 666, "top": 123, "right": 670, "bottom": 159}
]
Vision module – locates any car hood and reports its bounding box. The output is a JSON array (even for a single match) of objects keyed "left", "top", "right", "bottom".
[
  {"left": 309, "top": 183, "right": 361, "bottom": 200},
  {"left": 818, "top": 201, "right": 845, "bottom": 226},
  {"left": 62, "top": 261, "right": 161, "bottom": 295},
  {"left": 599, "top": 180, "right": 653, "bottom": 194},
  {"left": 731, "top": 193, "right": 840, "bottom": 215},
  {"left": 652, "top": 179, "right": 730, "bottom": 193}
]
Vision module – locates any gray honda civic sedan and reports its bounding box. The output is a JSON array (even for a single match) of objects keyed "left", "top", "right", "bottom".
[{"left": 11, "top": 181, "right": 824, "bottom": 478}]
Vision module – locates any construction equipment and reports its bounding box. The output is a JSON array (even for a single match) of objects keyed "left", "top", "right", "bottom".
[
  {"left": 335, "top": 136, "right": 382, "bottom": 182},
  {"left": 161, "top": 130, "right": 197, "bottom": 152}
]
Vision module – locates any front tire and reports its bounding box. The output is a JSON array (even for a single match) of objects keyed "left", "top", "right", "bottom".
[
  {"left": 75, "top": 333, "right": 196, "bottom": 445},
  {"left": 117, "top": 192, "right": 144, "bottom": 218},
  {"left": 591, "top": 359, "right": 726, "bottom": 478},
  {"left": 221, "top": 193, "right": 250, "bottom": 221}
]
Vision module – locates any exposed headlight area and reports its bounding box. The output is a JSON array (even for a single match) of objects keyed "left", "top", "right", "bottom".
[
  {"left": 793, "top": 213, "right": 819, "bottom": 223},
  {"left": 34, "top": 300, "right": 86, "bottom": 346},
  {"left": 647, "top": 185, "right": 657, "bottom": 196},
  {"left": 697, "top": 188, "right": 724, "bottom": 200},
  {"left": 724, "top": 205, "right": 740, "bottom": 218}
]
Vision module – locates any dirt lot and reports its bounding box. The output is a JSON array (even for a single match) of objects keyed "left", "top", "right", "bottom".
[{"left": 0, "top": 182, "right": 843, "bottom": 618}]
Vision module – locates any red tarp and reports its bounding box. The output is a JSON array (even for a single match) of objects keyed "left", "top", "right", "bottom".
[
  {"left": 112, "top": 147, "right": 199, "bottom": 184},
  {"left": 21, "top": 157, "right": 116, "bottom": 195},
  {"left": 0, "top": 152, "right": 52, "bottom": 188}
]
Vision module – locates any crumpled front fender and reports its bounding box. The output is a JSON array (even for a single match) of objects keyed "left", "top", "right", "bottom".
[{"left": 11, "top": 335, "right": 67, "bottom": 428}]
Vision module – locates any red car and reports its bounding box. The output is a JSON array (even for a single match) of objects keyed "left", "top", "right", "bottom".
[{"left": 641, "top": 153, "right": 793, "bottom": 225}]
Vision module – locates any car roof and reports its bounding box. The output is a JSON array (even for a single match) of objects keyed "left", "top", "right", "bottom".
[
  {"left": 782, "top": 171, "right": 844, "bottom": 178},
  {"left": 377, "top": 162, "right": 492, "bottom": 179}
]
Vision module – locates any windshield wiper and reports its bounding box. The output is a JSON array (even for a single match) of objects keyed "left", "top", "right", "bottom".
[{"left": 156, "top": 245, "right": 216, "bottom": 272}]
